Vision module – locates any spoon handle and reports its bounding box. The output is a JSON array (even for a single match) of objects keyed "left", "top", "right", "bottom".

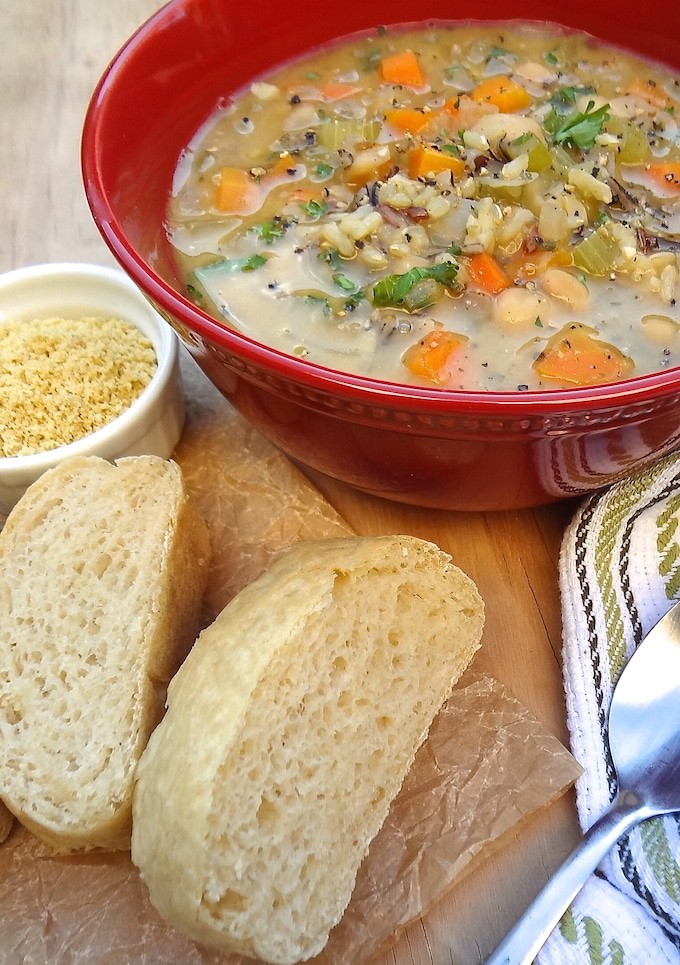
[{"left": 485, "top": 793, "right": 645, "bottom": 965}]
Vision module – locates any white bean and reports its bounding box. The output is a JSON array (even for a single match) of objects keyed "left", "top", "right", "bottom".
[
  {"left": 641, "top": 313, "right": 680, "bottom": 344},
  {"left": 540, "top": 268, "right": 590, "bottom": 310},
  {"left": 492, "top": 287, "right": 551, "bottom": 329}
]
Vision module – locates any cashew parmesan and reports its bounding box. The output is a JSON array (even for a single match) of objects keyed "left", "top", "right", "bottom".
[{"left": 0, "top": 315, "right": 156, "bottom": 457}]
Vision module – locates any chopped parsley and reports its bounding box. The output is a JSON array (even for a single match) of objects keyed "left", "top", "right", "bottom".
[
  {"left": 195, "top": 254, "right": 270, "bottom": 280},
  {"left": 252, "top": 218, "right": 288, "bottom": 243},
  {"left": 333, "top": 271, "right": 358, "bottom": 291},
  {"left": 304, "top": 293, "right": 332, "bottom": 315},
  {"left": 319, "top": 248, "right": 343, "bottom": 269},
  {"left": 300, "top": 198, "right": 329, "bottom": 219},
  {"left": 440, "top": 142, "right": 462, "bottom": 157},
  {"left": 343, "top": 291, "right": 365, "bottom": 311},
  {"left": 372, "top": 263, "right": 459, "bottom": 308},
  {"left": 548, "top": 85, "right": 596, "bottom": 113},
  {"left": 241, "top": 253, "right": 268, "bottom": 271},
  {"left": 299, "top": 287, "right": 364, "bottom": 315},
  {"left": 545, "top": 99, "right": 610, "bottom": 151}
]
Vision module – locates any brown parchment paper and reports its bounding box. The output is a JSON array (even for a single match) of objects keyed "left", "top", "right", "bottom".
[
  {"left": 173, "top": 355, "right": 354, "bottom": 622},
  {"left": 0, "top": 670, "right": 579, "bottom": 964},
  {"left": 0, "top": 354, "right": 581, "bottom": 963}
]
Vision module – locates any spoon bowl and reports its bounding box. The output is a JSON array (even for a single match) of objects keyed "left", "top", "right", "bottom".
[{"left": 487, "top": 600, "right": 680, "bottom": 965}]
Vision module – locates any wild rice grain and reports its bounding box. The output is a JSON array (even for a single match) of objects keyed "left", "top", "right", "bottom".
[{"left": 0, "top": 315, "right": 157, "bottom": 457}]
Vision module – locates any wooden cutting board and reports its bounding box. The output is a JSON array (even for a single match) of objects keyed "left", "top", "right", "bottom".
[{"left": 1, "top": 1, "right": 582, "bottom": 959}]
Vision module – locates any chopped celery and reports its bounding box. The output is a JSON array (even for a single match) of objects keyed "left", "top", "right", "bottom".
[
  {"left": 475, "top": 176, "right": 526, "bottom": 203},
  {"left": 605, "top": 116, "right": 649, "bottom": 165},
  {"left": 506, "top": 135, "right": 571, "bottom": 176},
  {"left": 548, "top": 143, "right": 574, "bottom": 176},
  {"left": 505, "top": 133, "right": 553, "bottom": 173},
  {"left": 526, "top": 141, "right": 554, "bottom": 173},
  {"left": 315, "top": 119, "right": 381, "bottom": 150},
  {"left": 402, "top": 278, "right": 443, "bottom": 312},
  {"left": 571, "top": 224, "right": 620, "bottom": 276}
]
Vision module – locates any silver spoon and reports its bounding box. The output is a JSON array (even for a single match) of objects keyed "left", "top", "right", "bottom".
[{"left": 487, "top": 599, "right": 680, "bottom": 965}]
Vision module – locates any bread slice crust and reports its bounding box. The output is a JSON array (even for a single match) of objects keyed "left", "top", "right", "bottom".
[
  {"left": 0, "top": 455, "right": 210, "bottom": 852},
  {"left": 132, "top": 534, "right": 484, "bottom": 964}
]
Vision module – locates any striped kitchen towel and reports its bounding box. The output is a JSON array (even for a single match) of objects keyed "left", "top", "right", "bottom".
[{"left": 538, "top": 451, "right": 680, "bottom": 965}]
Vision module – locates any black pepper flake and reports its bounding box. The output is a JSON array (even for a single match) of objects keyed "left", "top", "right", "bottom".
[
  {"left": 290, "top": 94, "right": 301, "bottom": 105},
  {"left": 517, "top": 384, "right": 529, "bottom": 391}
]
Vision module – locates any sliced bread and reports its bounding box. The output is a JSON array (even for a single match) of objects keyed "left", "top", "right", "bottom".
[
  {"left": 131, "top": 534, "right": 484, "bottom": 964},
  {"left": 0, "top": 455, "right": 210, "bottom": 852}
]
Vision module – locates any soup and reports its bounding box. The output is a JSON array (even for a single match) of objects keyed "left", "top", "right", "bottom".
[{"left": 168, "top": 22, "right": 680, "bottom": 391}]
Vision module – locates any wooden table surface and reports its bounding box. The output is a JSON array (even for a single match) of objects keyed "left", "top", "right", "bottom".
[{"left": 1, "top": 1, "right": 584, "bottom": 961}]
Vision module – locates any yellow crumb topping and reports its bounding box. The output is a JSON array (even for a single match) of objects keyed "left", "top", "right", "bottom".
[{"left": 0, "top": 315, "right": 157, "bottom": 457}]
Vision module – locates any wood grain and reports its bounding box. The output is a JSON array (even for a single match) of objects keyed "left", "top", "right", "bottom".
[{"left": 2, "top": 2, "right": 582, "bottom": 961}]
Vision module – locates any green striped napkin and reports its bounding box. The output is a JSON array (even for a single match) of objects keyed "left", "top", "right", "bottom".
[{"left": 538, "top": 452, "right": 680, "bottom": 964}]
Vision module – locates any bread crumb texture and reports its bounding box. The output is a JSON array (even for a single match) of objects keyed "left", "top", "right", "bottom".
[
  {"left": 0, "top": 315, "right": 157, "bottom": 457},
  {"left": 132, "top": 535, "right": 484, "bottom": 964},
  {"left": 0, "top": 455, "right": 210, "bottom": 852}
]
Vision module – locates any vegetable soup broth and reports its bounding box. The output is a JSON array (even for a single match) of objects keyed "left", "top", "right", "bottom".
[{"left": 168, "top": 22, "right": 680, "bottom": 391}]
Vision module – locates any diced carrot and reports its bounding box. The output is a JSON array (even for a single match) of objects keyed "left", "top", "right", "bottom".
[
  {"left": 385, "top": 107, "right": 430, "bottom": 134},
  {"left": 532, "top": 323, "right": 635, "bottom": 386},
  {"left": 471, "top": 76, "right": 532, "bottom": 112},
  {"left": 379, "top": 50, "right": 425, "bottom": 88},
  {"left": 267, "top": 152, "right": 298, "bottom": 177},
  {"left": 403, "top": 329, "right": 466, "bottom": 384},
  {"left": 466, "top": 252, "right": 512, "bottom": 295},
  {"left": 215, "top": 167, "right": 260, "bottom": 213},
  {"left": 443, "top": 98, "right": 460, "bottom": 121},
  {"left": 320, "top": 81, "right": 361, "bottom": 101},
  {"left": 644, "top": 162, "right": 680, "bottom": 196},
  {"left": 626, "top": 78, "right": 668, "bottom": 109},
  {"left": 408, "top": 145, "right": 465, "bottom": 179}
]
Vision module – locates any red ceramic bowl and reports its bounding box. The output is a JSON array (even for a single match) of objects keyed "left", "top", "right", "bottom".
[{"left": 82, "top": 0, "right": 680, "bottom": 511}]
